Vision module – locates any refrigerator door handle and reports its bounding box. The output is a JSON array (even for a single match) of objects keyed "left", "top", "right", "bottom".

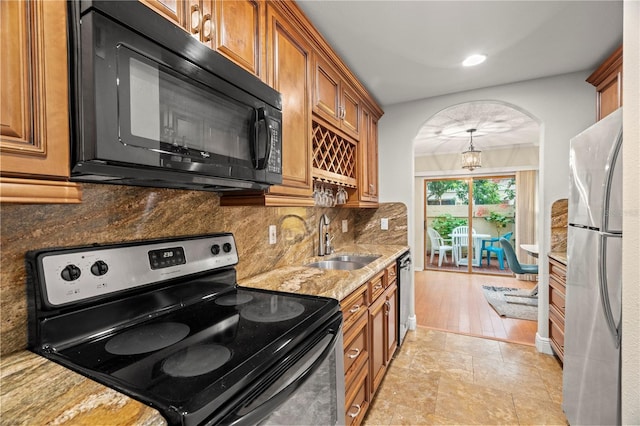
[
  {"left": 598, "top": 129, "right": 622, "bottom": 348},
  {"left": 598, "top": 231, "right": 622, "bottom": 348},
  {"left": 601, "top": 130, "right": 623, "bottom": 232}
]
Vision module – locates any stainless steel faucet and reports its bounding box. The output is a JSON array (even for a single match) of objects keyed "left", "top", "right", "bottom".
[{"left": 318, "top": 214, "right": 330, "bottom": 256}]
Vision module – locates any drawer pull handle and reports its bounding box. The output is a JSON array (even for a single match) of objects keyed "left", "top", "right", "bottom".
[
  {"left": 349, "top": 305, "right": 361, "bottom": 313},
  {"left": 373, "top": 284, "right": 383, "bottom": 291},
  {"left": 347, "top": 347, "right": 360, "bottom": 359},
  {"left": 348, "top": 404, "right": 361, "bottom": 418}
]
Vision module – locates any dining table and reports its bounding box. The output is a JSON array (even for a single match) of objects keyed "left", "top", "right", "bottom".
[
  {"left": 520, "top": 243, "right": 539, "bottom": 258},
  {"left": 449, "top": 233, "right": 492, "bottom": 267}
]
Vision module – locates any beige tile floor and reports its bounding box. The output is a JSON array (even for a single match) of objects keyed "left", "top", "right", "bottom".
[{"left": 363, "top": 327, "right": 567, "bottom": 425}]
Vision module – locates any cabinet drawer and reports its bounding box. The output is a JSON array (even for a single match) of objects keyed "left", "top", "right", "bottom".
[
  {"left": 343, "top": 313, "right": 368, "bottom": 379},
  {"left": 368, "top": 271, "right": 385, "bottom": 303},
  {"left": 385, "top": 263, "right": 397, "bottom": 286},
  {"left": 549, "top": 318, "right": 565, "bottom": 360},
  {"left": 549, "top": 258, "right": 567, "bottom": 282},
  {"left": 341, "top": 284, "right": 368, "bottom": 330},
  {"left": 549, "top": 283, "right": 566, "bottom": 315},
  {"left": 345, "top": 363, "right": 369, "bottom": 426}
]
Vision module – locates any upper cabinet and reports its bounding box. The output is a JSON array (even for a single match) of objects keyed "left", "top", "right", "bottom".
[
  {"left": 0, "top": 0, "right": 81, "bottom": 203},
  {"left": 141, "top": 0, "right": 262, "bottom": 77},
  {"left": 222, "top": 2, "right": 314, "bottom": 206},
  {"left": 312, "top": 54, "right": 360, "bottom": 140},
  {"left": 587, "top": 45, "right": 623, "bottom": 121},
  {"left": 214, "top": 0, "right": 262, "bottom": 76}
]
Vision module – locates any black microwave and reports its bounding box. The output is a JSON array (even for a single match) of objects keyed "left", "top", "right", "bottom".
[{"left": 69, "top": 1, "right": 282, "bottom": 191}]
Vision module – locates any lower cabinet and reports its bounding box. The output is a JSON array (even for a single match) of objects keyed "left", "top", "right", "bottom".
[
  {"left": 548, "top": 255, "right": 567, "bottom": 363},
  {"left": 341, "top": 263, "right": 398, "bottom": 426}
]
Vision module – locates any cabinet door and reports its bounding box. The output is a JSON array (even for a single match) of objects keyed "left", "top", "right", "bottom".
[
  {"left": 184, "top": 0, "right": 214, "bottom": 47},
  {"left": 597, "top": 67, "right": 622, "bottom": 120},
  {"left": 368, "top": 294, "right": 386, "bottom": 396},
  {"left": 367, "top": 114, "right": 379, "bottom": 200},
  {"left": 215, "top": 0, "right": 261, "bottom": 76},
  {"left": 341, "top": 84, "right": 360, "bottom": 139},
  {"left": 356, "top": 106, "right": 379, "bottom": 204},
  {"left": 263, "top": 5, "right": 313, "bottom": 199},
  {"left": 313, "top": 54, "right": 341, "bottom": 127},
  {"left": 385, "top": 283, "right": 398, "bottom": 362},
  {"left": 0, "top": 0, "right": 81, "bottom": 203}
]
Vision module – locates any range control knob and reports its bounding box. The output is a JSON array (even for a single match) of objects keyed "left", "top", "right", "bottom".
[
  {"left": 61, "top": 264, "right": 81, "bottom": 281},
  {"left": 211, "top": 244, "right": 221, "bottom": 255},
  {"left": 90, "top": 260, "right": 109, "bottom": 276},
  {"left": 223, "top": 243, "right": 232, "bottom": 253}
]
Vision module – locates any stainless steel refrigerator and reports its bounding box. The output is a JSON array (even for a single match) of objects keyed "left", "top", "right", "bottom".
[{"left": 564, "top": 108, "right": 623, "bottom": 425}]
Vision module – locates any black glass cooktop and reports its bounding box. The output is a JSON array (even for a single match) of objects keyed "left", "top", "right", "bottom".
[{"left": 48, "top": 286, "right": 337, "bottom": 421}]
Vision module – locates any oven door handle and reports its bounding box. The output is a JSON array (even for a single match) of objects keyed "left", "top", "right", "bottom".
[{"left": 220, "top": 317, "right": 342, "bottom": 426}]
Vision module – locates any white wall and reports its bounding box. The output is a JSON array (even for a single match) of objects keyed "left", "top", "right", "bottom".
[
  {"left": 378, "top": 70, "right": 595, "bottom": 352},
  {"left": 621, "top": 1, "right": 639, "bottom": 422}
]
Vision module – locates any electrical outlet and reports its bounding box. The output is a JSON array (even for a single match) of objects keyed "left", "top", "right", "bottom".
[
  {"left": 268, "top": 225, "right": 277, "bottom": 244},
  {"left": 342, "top": 220, "right": 348, "bottom": 233},
  {"left": 381, "top": 218, "right": 389, "bottom": 230}
]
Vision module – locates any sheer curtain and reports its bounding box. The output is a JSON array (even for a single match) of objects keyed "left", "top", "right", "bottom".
[{"left": 515, "top": 170, "right": 538, "bottom": 281}]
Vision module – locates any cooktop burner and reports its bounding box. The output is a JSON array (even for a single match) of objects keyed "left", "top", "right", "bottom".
[
  {"left": 240, "top": 297, "right": 305, "bottom": 323},
  {"left": 162, "top": 344, "right": 232, "bottom": 377},
  {"left": 105, "top": 322, "right": 190, "bottom": 355},
  {"left": 215, "top": 293, "right": 254, "bottom": 306}
]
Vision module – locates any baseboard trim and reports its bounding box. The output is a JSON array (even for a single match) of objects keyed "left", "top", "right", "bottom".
[{"left": 536, "top": 332, "right": 554, "bottom": 355}]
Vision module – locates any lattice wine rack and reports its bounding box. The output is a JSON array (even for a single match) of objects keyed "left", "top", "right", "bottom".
[{"left": 312, "top": 121, "right": 357, "bottom": 188}]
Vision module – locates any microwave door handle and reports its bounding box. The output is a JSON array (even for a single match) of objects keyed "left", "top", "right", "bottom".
[{"left": 252, "top": 107, "right": 272, "bottom": 170}]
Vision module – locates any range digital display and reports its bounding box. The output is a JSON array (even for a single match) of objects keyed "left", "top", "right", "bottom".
[{"left": 148, "top": 247, "right": 186, "bottom": 269}]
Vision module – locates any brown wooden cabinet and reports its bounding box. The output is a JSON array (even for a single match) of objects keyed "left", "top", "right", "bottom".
[
  {"left": 214, "top": 0, "right": 261, "bottom": 76},
  {"left": 221, "top": 2, "right": 314, "bottom": 206},
  {"left": 342, "top": 104, "right": 379, "bottom": 208},
  {"left": 341, "top": 283, "right": 370, "bottom": 426},
  {"left": 312, "top": 53, "right": 360, "bottom": 140},
  {"left": 340, "top": 260, "right": 399, "bottom": 426},
  {"left": 141, "top": 0, "right": 262, "bottom": 77},
  {"left": 0, "top": 0, "right": 81, "bottom": 203},
  {"left": 548, "top": 255, "right": 567, "bottom": 362},
  {"left": 587, "top": 45, "right": 623, "bottom": 121}
]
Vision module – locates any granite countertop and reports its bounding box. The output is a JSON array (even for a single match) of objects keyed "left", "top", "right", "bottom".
[
  {"left": 0, "top": 243, "right": 408, "bottom": 425},
  {"left": 238, "top": 244, "right": 409, "bottom": 300},
  {"left": 548, "top": 251, "right": 568, "bottom": 265}
]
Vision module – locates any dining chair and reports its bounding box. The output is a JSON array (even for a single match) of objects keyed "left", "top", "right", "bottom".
[
  {"left": 482, "top": 231, "right": 513, "bottom": 270},
  {"left": 450, "top": 226, "right": 476, "bottom": 267},
  {"left": 500, "top": 238, "right": 539, "bottom": 275},
  {"left": 427, "top": 228, "right": 453, "bottom": 267}
]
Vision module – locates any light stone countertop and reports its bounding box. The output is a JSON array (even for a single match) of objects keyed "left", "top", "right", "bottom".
[
  {"left": 1, "top": 243, "right": 408, "bottom": 425},
  {"left": 238, "top": 244, "right": 410, "bottom": 300},
  {"left": 548, "top": 251, "right": 568, "bottom": 265}
]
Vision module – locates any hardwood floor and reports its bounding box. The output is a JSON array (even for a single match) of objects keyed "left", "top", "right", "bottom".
[{"left": 415, "top": 269, "right": 538, "bottom": 345}]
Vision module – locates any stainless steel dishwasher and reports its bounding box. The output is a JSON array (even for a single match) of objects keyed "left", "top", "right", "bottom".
[{"left": 397, "top": 251, "right": 411, "bottom": 345}]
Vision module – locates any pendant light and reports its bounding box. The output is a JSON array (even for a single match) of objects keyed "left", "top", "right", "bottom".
[{"left": 461, "top": 128, "right": 482, "bottom": 171}]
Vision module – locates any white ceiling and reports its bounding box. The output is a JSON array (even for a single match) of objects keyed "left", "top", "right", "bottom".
[{"left": 296, "top": 1, "right": 623, "bottom": 155}]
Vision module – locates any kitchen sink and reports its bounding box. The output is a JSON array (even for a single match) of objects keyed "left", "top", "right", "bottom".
[{"left": 306, "top": 254, "right": 381, "bottom": 271}]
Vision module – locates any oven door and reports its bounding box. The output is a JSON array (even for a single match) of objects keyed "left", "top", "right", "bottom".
[
  {"left": 216, "top": 313, "right": 345, "bottom": 426},
  {"left": 72, "top": 6, "right": 282, "bottom": 189}
]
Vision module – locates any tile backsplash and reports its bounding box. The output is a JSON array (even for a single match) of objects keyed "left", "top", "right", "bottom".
[{"left": 0, "top": 183, "right": 407, "bottom": 355}]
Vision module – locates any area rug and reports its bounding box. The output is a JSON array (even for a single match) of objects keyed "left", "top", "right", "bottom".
[{"left": 481, "top": 286, "right": 538, "bottom": 321}]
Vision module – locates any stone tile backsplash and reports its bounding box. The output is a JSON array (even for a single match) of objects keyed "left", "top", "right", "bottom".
[{"left": 0, "top": 183, "right": 407, "bottom": 355}]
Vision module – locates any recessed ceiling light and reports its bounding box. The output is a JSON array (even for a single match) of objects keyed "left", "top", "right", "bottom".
[{"left": 463, "top": 54, "right": 487, "bottom": 67}]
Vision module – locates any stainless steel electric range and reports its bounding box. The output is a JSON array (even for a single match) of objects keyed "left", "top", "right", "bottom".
[{"left": 26, "top": 234, "right": 344, "bottom": 425}]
